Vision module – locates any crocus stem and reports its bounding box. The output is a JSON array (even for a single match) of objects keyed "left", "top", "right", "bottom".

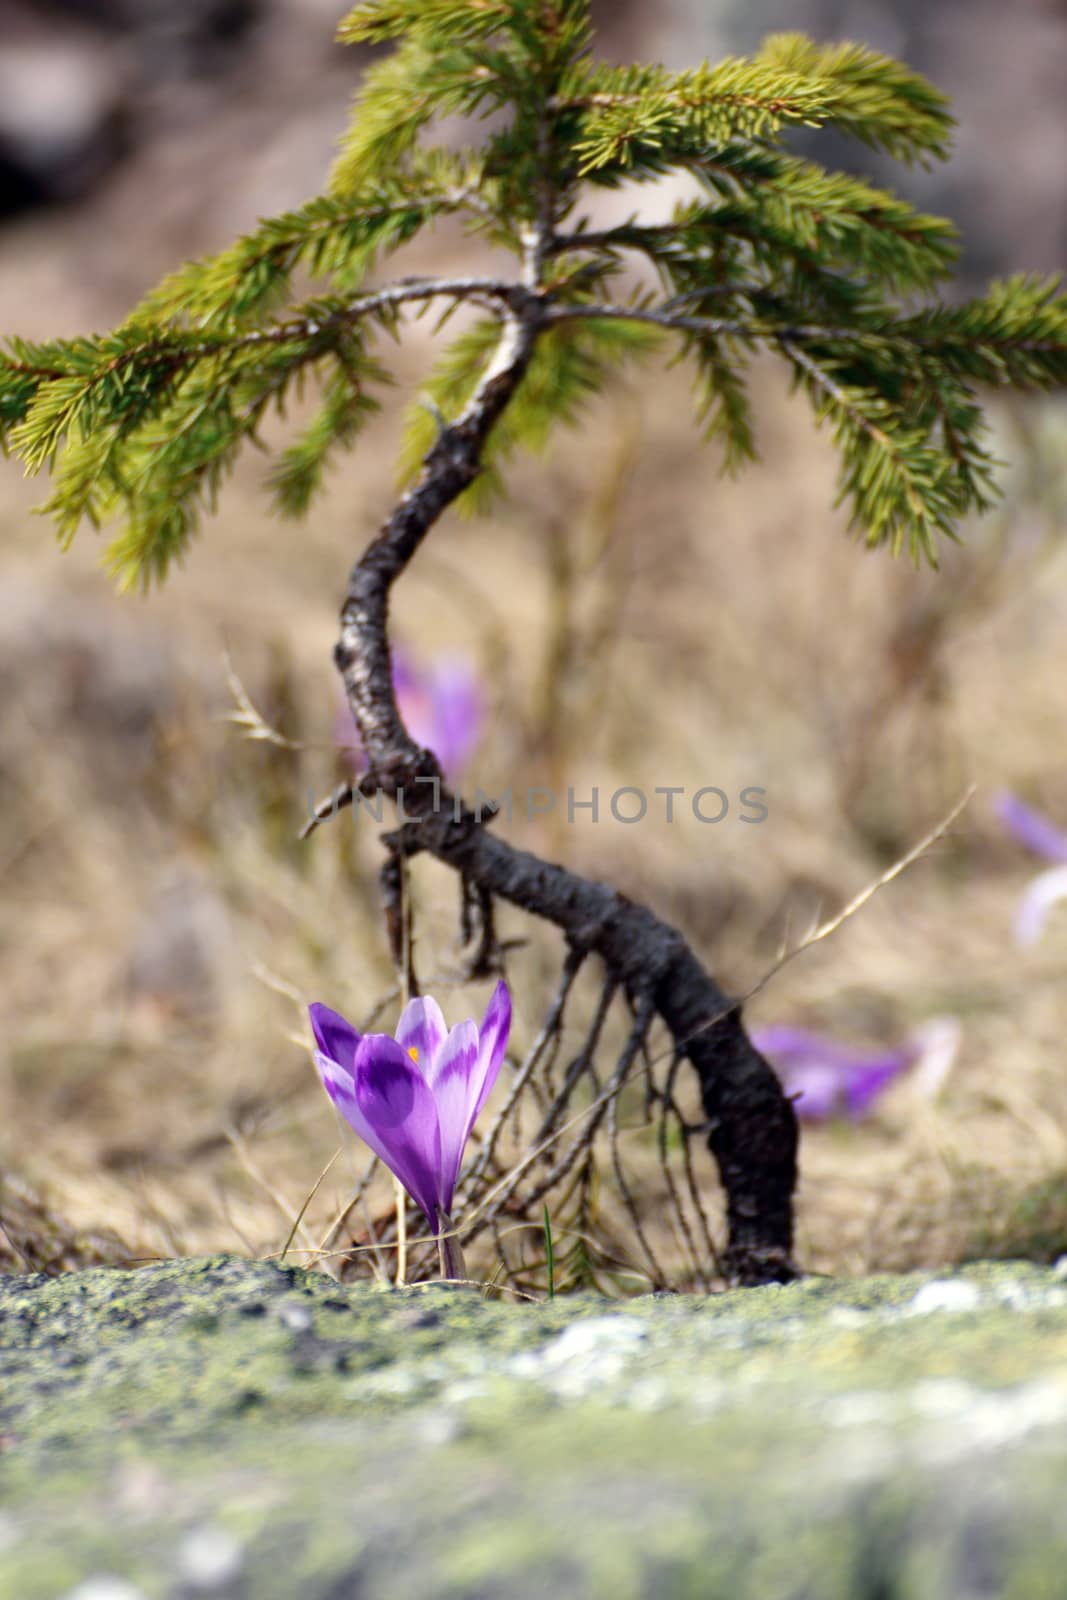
[
  {"left": 395, "top": 1176, "right": 408, "bottom": 1287},
  {"left": 436, "top": 1212, "right": 467, "bottom": 1281}
]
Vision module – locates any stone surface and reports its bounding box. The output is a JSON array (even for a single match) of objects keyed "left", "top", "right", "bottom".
[{"left": 2, "top": 1256, "right": 1067, "bottom": 1596}]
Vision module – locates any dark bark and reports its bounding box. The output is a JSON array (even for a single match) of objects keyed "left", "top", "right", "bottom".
[{"left": 328, "top": 296, "right": 799, "bottom": 1288}]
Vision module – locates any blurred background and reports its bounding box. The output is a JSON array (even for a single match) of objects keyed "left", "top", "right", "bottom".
[{"left": 2, "top": 0, "right": 1066, "bottom": 1288}]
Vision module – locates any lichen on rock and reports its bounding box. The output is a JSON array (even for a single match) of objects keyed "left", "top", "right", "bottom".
[{"left": 2, "top": 1255, "right": 1067, "bottom": 1597}]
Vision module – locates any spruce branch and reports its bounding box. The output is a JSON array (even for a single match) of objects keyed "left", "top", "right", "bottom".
[
  {"left": 5, "top": 12, "right": 1064, "bottom": 579},
  {"left": 566, "top": 33, "right": 952, "bottom": 183},
  {"left": 132, "top": 170, "right": 497, "bottom": 328},
  {"left": 2, "top": 277, "right": 524, "bottom": 584},
  {"left": 754, "top": 33, "right": 954, "bottom": 167},
  {"left": 777, "top": 336, "right": 953, "bottom": 561}
]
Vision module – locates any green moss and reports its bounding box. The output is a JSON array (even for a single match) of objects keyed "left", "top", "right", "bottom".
[{"left": 2, "top": 1257, "right": 1067, "bottom": 1597}]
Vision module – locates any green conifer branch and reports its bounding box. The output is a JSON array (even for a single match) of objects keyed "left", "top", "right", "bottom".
[
  {"left": 552, "top": 160, "right": 959, "bottom": 301},
  {"left": 134, "top": 166, "right": 484, "bottom": 328},
  {"left": 1, "top": 278, "right": 524, "bottom": 585},
  {"left": 568, "top": 34, "right": 952, "bottom": 182},
  {"left": 754, "top": 33, "right": 954, "bottom": 166},
  {"left": 338, "top": 0, "right": 592, "bottom": 57},
  {"left": 1, "top": 3, "right": 1065, "bottom": 588},
  {"left": 689, "top": 334, "right": 757, "bottom": 469},
  {"left": 270, "top": 361, "right": 386, "bottom": 519}
]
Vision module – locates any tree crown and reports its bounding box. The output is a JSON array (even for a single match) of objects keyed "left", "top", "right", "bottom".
[{"left": 2, "top": 0, "right": 1066, "bottom": 584}]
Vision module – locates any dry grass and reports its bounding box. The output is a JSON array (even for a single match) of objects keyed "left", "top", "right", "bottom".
[{"left": 3, "top": 67, "right": 1067, "bottom": 1291}]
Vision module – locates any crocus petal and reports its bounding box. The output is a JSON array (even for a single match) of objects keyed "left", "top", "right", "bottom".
[
  {"left": 754, "top": 1025, "right": 909, "bottom": 1121},
  {"left": 994, "top": 792, "right": 1067, "bottom": 864},
  {"left": 1014, "top": 865, "right": 1067, "bottom": 947},
  {"left": 426, "top": 1020, "right": 480, "bottom": 1213},
  {"left": 908, "top": 1017, "right": 962, "bottom": 1101},
  {"left": 395, "top": 649, "right": 483, "bottom": 781},
  {"left": 392, "top": 650, "right": 436, "bottom": 757},
  {"left": 309, "top": 1002, "right": 362, "bottom": 1080},
  {"left": 395, "top": 995, "right": 448, "bottom": 1074},
  {"left": 427, "top": 657, "right": 484, "bottom": 779},
  {"left": 340, "top": 1034, "right": 443, "bottom": 1227},
  {"left": 779, "top": 1063, "right": 843, "bottom": 1120},
  {"left": 310, "top": 983, "right": 509, "bottom": 1233},
  {"left": 337, "top": 647, "right": 484, "bottom": 783},
  {"left": 315, "top": 1047, "right": 369, "bottom": 1132},
  {"left": 469, "top": 979, "right": 511, "bottom": 1122},
  {"left": 389, "top": 646, "right": 420, "bottom": 707},
  {"left": 751, "top": 1026, "right": 867, "bottom": 1075},
  {"left": 844, "top": 1052, "right": 911, "bottom": 1118}
]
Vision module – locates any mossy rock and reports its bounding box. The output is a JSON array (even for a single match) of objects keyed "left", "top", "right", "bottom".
[{"left": 2, "top": 1255, "right": 1067, "bottom": 1597}]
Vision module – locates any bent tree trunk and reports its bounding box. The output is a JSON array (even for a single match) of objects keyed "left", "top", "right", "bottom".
[{"left": 329, "top": 299, "right": 799, "bottom": 1287}]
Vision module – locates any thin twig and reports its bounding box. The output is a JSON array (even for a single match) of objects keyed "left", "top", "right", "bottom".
[
  {"left": 655, "top": 1050, "right": 707, "bottom": 1289},
  {"left": 299, "top": 782, "right": 356, "bottom": 840},
  {"left": 0, "top": 1218, "right": 31, "bottom": 1271},
  {"left": 744, "top": 786, "right": 976, "bottom": 1010},
  {"left": 458, "top": 876, "right": 502, "bottom": 979},
  {"left": 224, "top": 1124, "right": 326, "bottom": 1269},
  {"left": 359, "top": 1200, "right": 404, "bottom": 1285},
  {"left": 461, "top": 946, "right": 585, "bottom": 1189},
  {"left": 545, "top": 300, "right": 863, "bottom": 345},
  {"left": 280, "top": 1146, "right": 342, "bottom": 1264},
  {"left": 647, "top": 786, "right": 977, "bottom": 1073},
  {"left": 671, "top": 1058, "right": 724, "bottom": 1283},
  {"left": 608, "top": 1067, "right": 664, "bottom": 1289},
  {"left": 469, "top": 994, "right": 656, "bottom": 1241},
  {"left": 778, "top": 335, "right": 901, "bottom": 452},
  {"left": 8, "top": 279, "right": 525, "bottom": 393},
  {"left": 533, "top": 970, "right": 616, "bottom": 1149},
  {"left": 317, "top": 1150, "right": 381, "bottom": 1255}
]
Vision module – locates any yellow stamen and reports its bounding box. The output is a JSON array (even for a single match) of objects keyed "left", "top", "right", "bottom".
[{"left": 408, "top": 1046, "right": 419, "bottom": 1063}]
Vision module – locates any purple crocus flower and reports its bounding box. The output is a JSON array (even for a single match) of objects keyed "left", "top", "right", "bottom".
[
  {"left": 993, "top": 790, "right": 1067, "bottom": 946},
  {"left": 337, "top": 646, "right": 484, "bottom": 782},
  {"left": 752, "top": 1018, "right": 960, "bottom": 1121},
  {"left": 309, "top": 983, "right": 510, "bottom": 1274}
]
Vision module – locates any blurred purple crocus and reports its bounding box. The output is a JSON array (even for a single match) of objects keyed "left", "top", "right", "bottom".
[
  {"left": 752, "top": 1018, "right": 960, "bottom": 1121},
  {"left": 337, "top": 647, "right": 484, "bottom": 782},
  {"left": 309, "top": 982, "right": 510, "bottom": 1278},
  {"left": 993, "top": 790, "right": 1067, "bottom": 946}
]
